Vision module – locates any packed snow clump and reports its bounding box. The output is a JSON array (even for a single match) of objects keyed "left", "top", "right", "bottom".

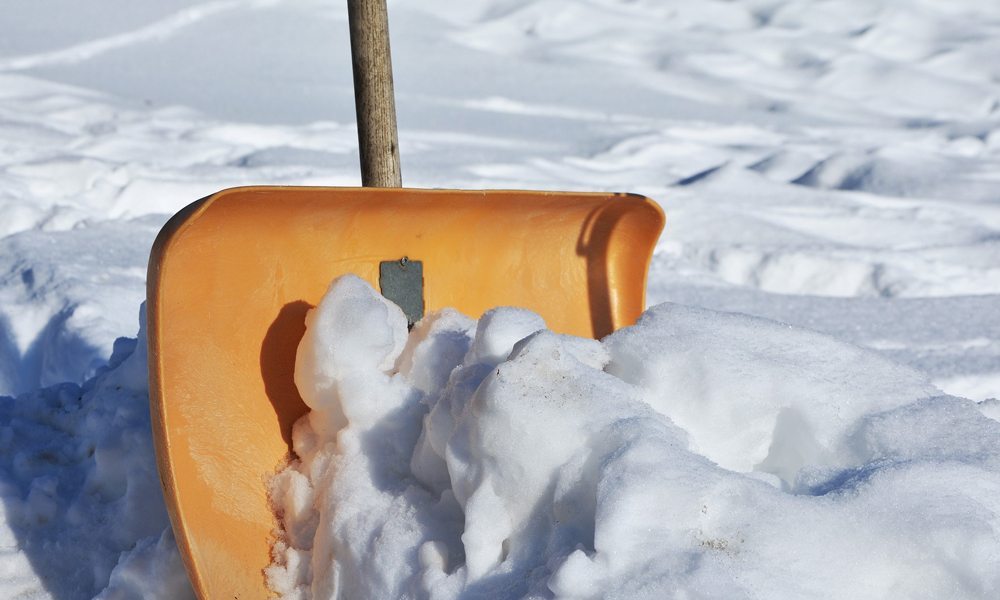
[{"left": 267, "top": 276, "right": 1000, "bottom": 599}]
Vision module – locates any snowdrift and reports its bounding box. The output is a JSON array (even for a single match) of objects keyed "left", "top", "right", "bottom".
[{"left": 266, "top": 277, "right": 1000, "bottom": 599}]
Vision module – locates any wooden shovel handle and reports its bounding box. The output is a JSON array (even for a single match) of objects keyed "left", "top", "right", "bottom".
[{"left": 348, "top": 0, "right": 402, "bottom": 188}]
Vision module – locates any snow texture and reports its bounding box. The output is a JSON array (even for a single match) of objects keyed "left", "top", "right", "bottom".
[
  {"left": 0, "top": 308, "right": 193, "bottom": 600},
  {"left": 268, "top": 277, "right": 1000, "bottom": 599},
  {"left": 0, "top": 0, "right": 998, "bottom": 597}
]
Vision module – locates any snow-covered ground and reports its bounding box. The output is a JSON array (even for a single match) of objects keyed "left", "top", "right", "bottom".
[{"left": 1, "top": 0, "right": 998, "bottom": 598}]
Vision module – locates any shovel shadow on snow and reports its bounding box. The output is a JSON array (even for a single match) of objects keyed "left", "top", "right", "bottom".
[
  {"left": 0, "top": 308, "right": 104, "bottom": 400},
  {"left": 0, "top": 334, "right": 162, "bottom": 599},
  {"left": 0, "top": 311, "right": 114, "bottom": 600}
]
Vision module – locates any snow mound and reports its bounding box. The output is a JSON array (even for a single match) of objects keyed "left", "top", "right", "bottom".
[
  {"left": 0, "top": 306, "right": 193, "bottom": 599},
  {"left": 268, "top": 276, "right": 1000, "bottom": 599},
  {"left": 0, "top": 217, "right": 162, "bottom": 397}
]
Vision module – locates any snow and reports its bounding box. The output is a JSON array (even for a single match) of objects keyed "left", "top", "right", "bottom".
[
  {"left": 0, "top": 0, "right": 998, "bottom": 597},
  {"left": 0, "top": 308, "right": 191, "bottom": 599},
  {"left": 269, "top": 277, "right": 1000, "bottom": 598}
]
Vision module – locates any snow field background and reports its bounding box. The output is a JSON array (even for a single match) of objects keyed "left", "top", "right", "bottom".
[{"left": 0, "top": 0, "right": 998, "bottom": 597}]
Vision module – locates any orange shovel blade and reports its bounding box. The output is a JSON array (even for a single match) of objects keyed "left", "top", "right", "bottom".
[{"left": 147, "top": 186, "right": 663, "bottom": 599}]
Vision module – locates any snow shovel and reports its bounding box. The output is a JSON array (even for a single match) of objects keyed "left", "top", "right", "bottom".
[{"left": 147, "top": 1, "right": 663, "bottom": 598}]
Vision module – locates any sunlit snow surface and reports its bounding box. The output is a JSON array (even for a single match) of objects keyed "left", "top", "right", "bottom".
[
  {"left": 0, "top": 0, "right": 999, "bottom": 597},
  {"left": 269, "top": 277, "right": 1000, "bottom": 598}
]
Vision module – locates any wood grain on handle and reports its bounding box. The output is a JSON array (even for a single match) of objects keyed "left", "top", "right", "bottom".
[{"left": 348, "top": 0, "right": 402, "bottom": 188}]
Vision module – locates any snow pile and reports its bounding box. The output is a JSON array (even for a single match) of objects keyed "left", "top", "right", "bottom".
[
  {"left": 268, "top": 276, "right": 1000, "bottom": 599},
  {"left": 0, "top": 306, "right": 193, "bottom": 599}
]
